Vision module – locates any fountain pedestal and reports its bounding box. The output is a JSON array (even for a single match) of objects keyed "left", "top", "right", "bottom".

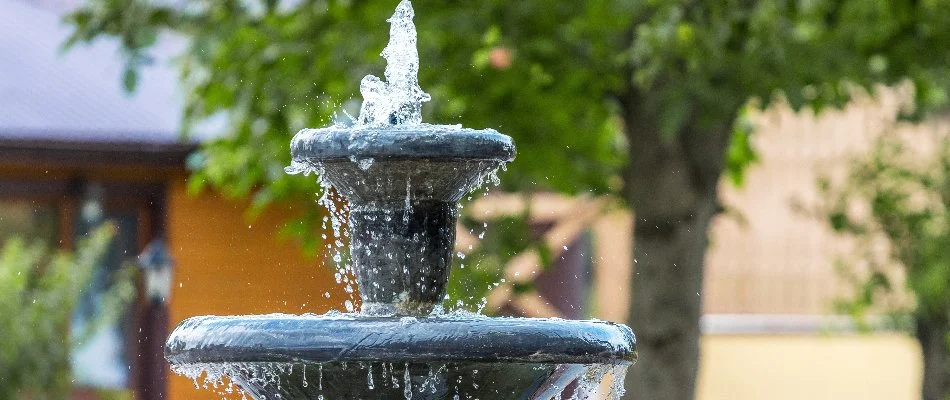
[
  {"left": 350, "top": 199, "right": 457, "bottom": 315},
  {"left": 290, "top": 126, "right": 513, "bottom": 315},
  {"left": 165, "top": 125, "right": 637, "bottom": 399}
]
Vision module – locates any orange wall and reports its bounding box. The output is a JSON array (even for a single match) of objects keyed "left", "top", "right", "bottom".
[{"left": 166, "top": 181, "right": 346, "bottom": 399}]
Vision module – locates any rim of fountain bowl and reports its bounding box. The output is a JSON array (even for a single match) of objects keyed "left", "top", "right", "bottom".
[
  {"left": 165, "top": 314, "right": 637, "bottom": 366},
  {"left": 289, "top": 125, "right": 516, "bottom": 163}
]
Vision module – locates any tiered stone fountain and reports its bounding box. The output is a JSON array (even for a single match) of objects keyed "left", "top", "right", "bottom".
[{"left": 165, "top": 1, "right": 636, "bottom": 399}]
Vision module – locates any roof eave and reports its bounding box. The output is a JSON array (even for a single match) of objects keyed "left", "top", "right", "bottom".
[{"left": 0, "top": 138, "right": 196, "bottom": 169}]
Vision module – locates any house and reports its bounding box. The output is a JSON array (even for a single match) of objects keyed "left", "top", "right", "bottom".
[{"left": 0, "top": 1, "right": 340, "bottom": 399}]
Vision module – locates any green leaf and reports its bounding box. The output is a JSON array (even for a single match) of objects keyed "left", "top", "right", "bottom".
[
  {"left": 725, "top": 108, "right": 758, "bottom": 187},
  {"left": 122, "top": 67, "right": 138, "bottom": 93}
]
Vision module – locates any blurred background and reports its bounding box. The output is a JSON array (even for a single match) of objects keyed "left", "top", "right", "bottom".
[{"left": 2, "top": 0, "right": 950, "bottom": 399}]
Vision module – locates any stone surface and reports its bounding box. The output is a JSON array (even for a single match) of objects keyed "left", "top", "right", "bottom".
[
  {"left": 165, "top": 125, "right": 638, "bottom": 399},
  {"left": 290, "top": 126, "right": 515, "bottom": 315},
  {"left": 166, "top": 314, "right": 636, "bottom": 399}
]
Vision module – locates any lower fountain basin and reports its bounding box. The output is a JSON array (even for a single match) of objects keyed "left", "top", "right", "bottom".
[{"left": 166, "top": 314, "right": 636, "bottom": 399}]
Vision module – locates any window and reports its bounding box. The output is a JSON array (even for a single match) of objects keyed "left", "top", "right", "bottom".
[
  {"left": 0, "top": 199, "right": 58, "bottom": 245},
  {"left": 0, "top": 179, "right": 167, "bottom": 398},
  {"left": 71, "top": 189, "right": 139, "bottom": 389}
]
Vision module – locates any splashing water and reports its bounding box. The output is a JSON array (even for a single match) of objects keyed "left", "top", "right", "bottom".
[
  {"left": 283, "top": 0, "right": 505, "bottom": 313},
  {"left": 283, "top": 0, "right": 430, "bottom": 178},
  {"left": 358, "top": 0, "right": 431, "bottom": 126},
  {"left": 172, "top": 359, "right": 628, "bottom": 400}
]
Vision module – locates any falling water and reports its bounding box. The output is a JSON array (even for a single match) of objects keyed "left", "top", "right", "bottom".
[
  {"left": 173, "top": 360, "right": 628, "bottom": 400},
  {"left": 284, "top": 0, "right": 503, "bottom": 313}
]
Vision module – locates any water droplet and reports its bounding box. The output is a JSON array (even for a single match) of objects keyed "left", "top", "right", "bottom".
[
  {"left": 403, "top": 363, "right": 413, "bottom": 399},
  {"left": 367, "top": 363, "right": 375, "bottom": 389}
]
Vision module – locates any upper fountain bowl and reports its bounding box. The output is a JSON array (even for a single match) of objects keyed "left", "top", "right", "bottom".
[
  {"left": 291, "top": 125, "right": 515, "bottom": 162},
  {"left": 290, "top": 125, "right": 515, "bottom": 203}
]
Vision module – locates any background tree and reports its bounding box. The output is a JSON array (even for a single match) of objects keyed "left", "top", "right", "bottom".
[
  {"left": 0, "top": 225, "right": 136, "bottom": 399},
  {"left": 820, "top": 132, "right": 950, "bottom": 400},
  {"left": 66, "top": 1, "right": 950, "bottom": 398}
]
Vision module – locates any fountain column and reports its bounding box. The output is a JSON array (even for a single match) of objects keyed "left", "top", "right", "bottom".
[
  {"left": 291, "top": 127, "right": 514, "bottom": 315},
  {"left": 350, "top": 200, "right": 456, "bottom": 315}
]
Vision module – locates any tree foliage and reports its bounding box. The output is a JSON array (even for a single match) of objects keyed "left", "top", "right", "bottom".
[
  {"left": 0, "top": 225, "right": 136, "bottom": 399},
  {"left": 822, "top": 134, "right": 950, "bottom": 323},
  {"left": 64, "top": 0, "right": 950, "bottom": 232},
  {"left": 820, "top": 132, "right": 950, "bottom": 398}
]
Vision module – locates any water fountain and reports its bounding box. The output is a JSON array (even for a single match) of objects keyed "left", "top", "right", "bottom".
[{"left": 165, "top": 1, "right": 636, "bottom": 399}]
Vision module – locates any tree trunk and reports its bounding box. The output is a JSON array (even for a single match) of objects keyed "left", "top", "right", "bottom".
[
  {"left": 917, "top": 316, "right": 950, "bottom": 400},
  {"left": 619, "top": 91, "right": 735, "bottom": 400}
]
